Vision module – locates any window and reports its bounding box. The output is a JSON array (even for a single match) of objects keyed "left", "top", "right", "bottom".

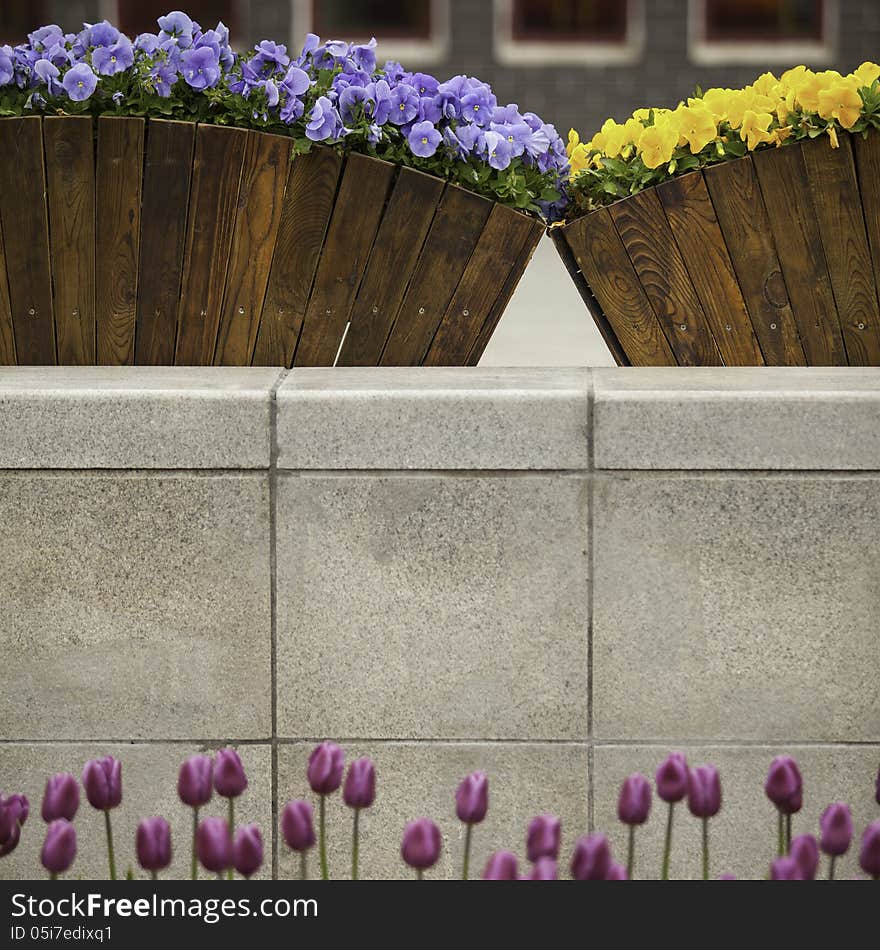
[
  {"left": 0, "top": 1, "right": 47, "bottom": 45},
  {"left": 494, "top": 0, "right": 644, "bottom": 65},
  {"left": 690, "top": 0, "right": 836, "bottom": 64},
  {"left": 291, "top": 0, "right": 449, "bottom": 64},
  {"left": 107, "top": 2, "right": 247, "bottom": 42}
]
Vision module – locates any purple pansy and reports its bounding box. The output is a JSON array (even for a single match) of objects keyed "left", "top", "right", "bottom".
[
  {"left": 180, "top": 45, "right": 220, "bottom": 90},
  {"left": 157, "top": 11, "right": 193, "bottom": 37},
  {"left": 408, "top": 120, "right": 442, "bottom": 158},
  {"left": 62, "top": 63, "right": 97, "bottom": 101},
  {"left": 306, "top": 96, "right": 343, "bottom": 141},
  {"left": 389, "top": 82, "right": 419, "bottom": 125},
  {"left": 92, "top": 38, "right": 134, "bottom": 76}
]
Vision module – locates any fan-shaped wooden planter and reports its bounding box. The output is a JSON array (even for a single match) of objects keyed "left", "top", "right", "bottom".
[
  {"left": 0, "top": 115, "right": 543, "bottom": 367},
  {"left": 553, "top": 131, "right": 880, "bottom": 366}
]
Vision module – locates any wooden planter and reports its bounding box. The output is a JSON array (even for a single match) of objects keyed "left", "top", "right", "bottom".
[
  {"left": 553, "top": 131, "right": 880, "bottom": 366},
  {"left": 0, "top": 115, "right": 543, "bottom": 367}
]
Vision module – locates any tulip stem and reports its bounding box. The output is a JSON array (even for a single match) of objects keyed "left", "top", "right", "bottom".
[
  {"left": 104, "top": 809, "right": 117, "bottom": 881},
  {"left": 300, "top": 851, "right": 307, "bottom": 881},
  {"left": 462, "top": 824, "right": 472, "bottom": 881},
  {"left": 352, "top": 808, "right": 360, "bottom": 881},
  {"left": 701, "top": 818, "right": 709, "bottom": 881},
  {"left": 661, "top": 802, "right": 674, "bottom": 880},
  {"left": 319, "top": 795, "right": 329, "bottom": 881},
  {"left": 627, "top": 825, "right": 636, "bottom": 880},
  {"left": 417, "top": 869, "right": 423, "bottom": 881},
  {"left": 191, "top": 807, "right": 199, "bottom": 881},
  {"left": 785, "top": 814, "right": 792, "bottom": 853},
  {"left": 777, "top": 812, "right": 784, "bottom": 857},
  {"left": 227, "top": 798, "right": 235, "bottom": 881},
  {"left": 49, "top": 872, "right": 57, "bottom": 882},
  {"left": 828, "top": 856, "right": 836, "bottom": 881},
  {"left": 151, "top": 871, "right": 157, "bottom": 882}
]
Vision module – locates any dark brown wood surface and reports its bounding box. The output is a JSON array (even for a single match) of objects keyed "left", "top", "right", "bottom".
[
  {"left": 214, "top": 131, "right": 291, "bottom": 365},
  {"left": 251, "top": 146, "right": 342, "bottom": 367},
  {"left": 609, "top": 187, "right": 720, "bottom": 365},
  {"left": 134, "top": 120, "right": 195, "bottom": 365},
  {"left": 752, "top": 142, "right": 847, "bottom": 365},
  {"left": 293, "top": 152, "right": 395, "bottom": 366},
  {"left": 801, "top": 134, "right": 880, "bottom": 364},
  {"left": 424, "top": 205, "right": 542, "bottom": 365},
  {"left": 852, "top": 131, "right": 880, "bottom": 346},
  {"left": 174, "top": 124, "right": 247, "bottom": 365},
  {"left": 0, "top": 223, "right": 15, "bottom": 364},
  {"left": 44, "top": 116, "right": 96, "bottom": 364},
  {"left": 704, "top": 157, "right": 805, "bottom": 365},
  {"left": 658, "top": 171, "right": 764, "bottom": 365},
  {"left": 96, "top": 116, "right": 144, "bottom": 365},
  {"left": 561, "top": 207, "right": 676, "bottom": 366},
  {"left": 0, "top": 117, "right": 55, "bottom": 364},
  {"left": 380, "top": 184, "right": 493, "bottom": 365},
  {"left": 336, "top": 167, "right": 444, "bottom": 366}
]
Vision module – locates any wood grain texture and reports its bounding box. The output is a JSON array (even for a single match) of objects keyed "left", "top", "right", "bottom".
[
  {"left": 752, "top": 141, "right": 847, "bottom": 365},
  {"left": 610, "top": 187, "right": 720, "bottom": 366},
  {"left": 424, "top": 204, "right": 541, "bottom": 365},
  {"left": 704, "top": 156, "right": 805, "bottom": 366},
  {"left": 336, "top": 166, "right": 444, "bottom": 366},
  {"left": 658, "top": 171, "right": 764, "bottom": 365},
  {"left": 134, "top": 120, "right": 195, "bottom": 365},
  {"left": 852, "top": 131, "right": 880, "bottom": 357},
  {"left": 213, "top": 130, "right": 291, "bottom": 365},
  {"left": 96, "top": 116, "right": 144, "bottom": 365},
  {"left": 251, "top": 146, "right": 342, "bottom": 367},
  {"left": 0, "top": 223, "right": 15, "bottom": 364},
  {"left": 802, "top": 134, "right": 880, "bottom": 364},
  {"left": 293, "top": 152, "right": 395, "bottom": 366},
  {"left": 174, "top": 124, "right": 247, "bottom": 365},
  {"left": 561, "top": 207, "right": 676, "bottom": 367},
  {"left": 0, "top": 117, "right": 55, "bottom": 364},
  {"left": 379, "top": 184, "right": 492, "bottom": 365},
  {"left": 44, "top": 116, "right": 95, "bottom": 365}
]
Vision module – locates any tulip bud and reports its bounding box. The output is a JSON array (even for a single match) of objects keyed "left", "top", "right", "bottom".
[
  {"left": 400, "top": 818, "right": 442, "bottom": 871},
  {"left": 687, "top": 765, "right": 721, "bottom": 818},
  {"left": 859, "top": 819, "right": 880, "bottom": 880},
  {"left": 41, "top": 819, "right": 77, "bottom": 875},
  {"left": 570, "top": 833, "right": 612, "bottom": 881},
  {"left": 213, "top": 748, "right": 247, "bottom": 799},
  {"left": 455, "top": 771, "right": 488, "bottom": 825},
  {"left": 197, "top": 816, "right": 232, "bottom": 873},
  {"left": 617, "top": 773, "right": 652, "bottom": 825},
  {"left": 281, "top": 799, "right": 316, "bottom": 852},
  {"left": 528, "top": 857, "right": 558, "bottom": 880},
  {"left": 770, "top": 855, "right": 803, "bottom": 880},
  {"left": 606, "top": 862, "right": 628, "bottom": 880},
  {"left": 136, "top": 816, "right": 172, "bottom": 873},
  {"left": 41, "top": 774, "right": 79, "bottom": 823},
  {"left": 0, "top": 793, "right": 28, "bottom": 858},
  {"left": 233, "top": 824, "right": 263, "bottom": 878},
  {"left": 177, "top": 754, "right": 213, "bottom": 808},
  {"left": 483, "top": 850, "right": 518, "bottom": 880},
  {"left": 764, "top": 756, "right": 803, "bottom": 815},
  {"left": 343, "top": 757, "right": 376, "bottom": 810},
  {"left": 819, "top": 802, "right": 853, "bottom": 857},
  {"left": 307, "top": 742, "right": 345, "bottom": 795},
  {"left": 526, "top": 814, "right": 561, "bottom": 863},
  {"left": 82, "top": 757, "right": 122, "bottom": 810},
  {"left": 718, "top": 873, "right": 737, "bottom": 880},
  {"left": 789, "top": 834, "right": 818, "bottom": 880},
  {"left": 655, "top": 752, "right": 688, "bottom": 804}
]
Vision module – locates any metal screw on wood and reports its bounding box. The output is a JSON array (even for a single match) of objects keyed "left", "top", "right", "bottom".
[
  {"left": 372, "top": 306, "right": 378, "bottom": 314},
  {"left": 858, "top": 323, "right": 866, "bottom": 330},
  {"left": 200, "top": 309, "right": 206, "bottom": 316},
  {"left": 725, "top": 324, "right": 732, "bottom": 331},
  {"left": 72, "top": 309, "right": 79, "bottom": 317},
  {"left": 679, "top": 324, "right": 687, "bottom": 331},
  {"left": 770, "top": 323, "right": 777, "bottom": 330},
  {"left": 325, "top": 308, "right": 332, "bottom": 315},
  {"left": 28, "top": 308, "right": 35, "bottom": 316},
  {"left": 463, "top": 309, "right": 470, "bottom": 316},
  {"left": 418, "top": 307, "right": 425, "bottom": 314},
  {"left": 238, "top": 306, "right": 245, "bottom": 314}
]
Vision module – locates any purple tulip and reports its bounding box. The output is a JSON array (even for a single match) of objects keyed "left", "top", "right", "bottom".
[
  {"left": 606, "top": 862, "right": 628, "bottom": 880},
  {"left": 233, "top": 824, "right": 263, "bottom": 878},
  {"left": 618, "top": 773, "right": 652, "bottom": 825},
  {"left": 718, "top": 872, "right": 737, "bottom": 880},
  {"left": 570, "top": 833, "right": 612, "bottom": 881},
  {"left": 178, "top": 754, "right": 213, "bottom": 808},
  {"left": 875, "top": 764, "right": 879, "bottom": 807},
  {"left": 307, "top": 742, "right": 345, "bottom": 795},
  {"left": 136, "top": 817, "right": 172, "bottom": 874},
  {"left": 526, "top": 814, "right": 561, "bottom": 863},
  {"left": 820, "top": 802, "right": 853, "bottom": 872},
  {"left": 483, "top": 850, "right": 518, "bottom": 880},
  {"left": 789, "top": 834, "right": 819, "bottom": 880},
  {"left": 401, "top": 818, "right": 442, "bottom": 876},
  {"left": 41, "top": 774, "right": 79, "bottom": 823},
  {"left": 770, "top": 855, "right": 803, "bottom": 880},
  {"left": 764, "top": 756, "right": 803, "bottom": 816},
  {"left": 197, "top": 817, "right": 232, "bottom": 874},
  {"left": 214, "top": 748, "right": 247, "bottom": 798},
  {"left": 343, "top": 758, "right": 376, "bottom": 810},
  {"left": 687, "top": 765, "right": 721, "bottom": 819},
  {"left": 859, "top": 820, "right": 880, "bottom": 880},
  {"left": 82, "top": 757, "right": 122, "bottom": 810},
  {"left": 0, "top": 793, "right": 29, "bottom": 857},
  {"left": 41, "top": 819, "right": 77, "bottom": 876},
  {"left": 281, "top": 800, "right": 316, "bottom": 852},
  {"left": 455, "top": 771, "right": 488, "bottom": 824},
  {"left": 527, "top": 857, "right": 558, "bottom": 880},
  {"left": 655, "top": 752, "right": 688, "bottom": 804}
]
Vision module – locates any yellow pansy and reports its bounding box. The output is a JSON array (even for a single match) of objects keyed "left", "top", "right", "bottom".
[
  {"left": 818, "top": 82, "right": 863, "bottom": 129},
  {"left": 566, "top": 128, "right": 581, "bottom": 157},
  {"left": 751, "top": 72, "right": 780, "bottom": 96},
  {"left": 568, "top": 142, "right": 590, "bottom": 177},
  {"left": 851, "top": 61, "right": 880, "bottom": 88},
  {"left": 597, "top": 118, "right": 628, "bottom": 158},
  {"left": 740, "top": 110, "right": 775, "bottom": 151},
  {"left": 637, "top": 122, "right": 678, "bottom": 170},
  {"left": 674, "top": 105, "right": 718, "bottom": 154}
]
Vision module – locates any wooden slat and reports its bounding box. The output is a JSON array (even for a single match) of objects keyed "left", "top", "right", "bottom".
[
  {"left": 96, "top": 116, "right": 144, "bottom": 365},
  {"left": 704, "top": 157, "right": 806, "bottom": 366},
  {"left": 174, "top": 124, "right": 247, "bottom": 365},
  {"left": 852, "top": 131, "right": 880, "bottom": 361},
  {"left": 0, "top": 223, "right": 16, "bottom": 364},
  {"left": 610, "top": 188, "right": 721, "bottom": 366},
  {"left": 44, "top": 116, "right": 95, "bottom": 365},
  {"left": 0, "top": 117, "right": 55, "bottom": 364},
  {"left": 379, "top": 185, "right": 492, "bottom": 365},
  {"left": 293, "top": 152, "right": 396, "bottom": 366},
  {"left": 251, "top": 146, "right": 342, "bottom": 368},
  {"left": 801, "top": 134, "right": 880, "bottom": 365},
  {"left": 752, "top": 142, "right": 847, "bottom": 365},
  {"left": 336, "top": 167, "right": 444, "bottom": 366},
  {"left": 560, "top": 207, "right": 676, "bottom": 367},
  {"left": 213, "top": 131, "right": 291, "bottom": 365},
  {"left": 134, "top": 120, "right": 195, "bottom": 365},
  {"left": 424, "top": 204, "right": 541, "bottom": 365},
  {"left": 658, "top": 171, "right": 764, "bottom": 365}
]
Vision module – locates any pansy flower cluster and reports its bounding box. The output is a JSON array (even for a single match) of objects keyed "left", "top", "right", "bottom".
[{"left": 0, "top": 11, "right": 568, "bottom": 219}]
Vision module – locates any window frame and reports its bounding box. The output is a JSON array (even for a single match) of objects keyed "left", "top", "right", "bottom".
[
  {"left": 493, "top": 0, "right": 645, "bottom": 67},
  {"left": 0, "top": 0, "right": 48, "bottom": 45},
  {"left": 688, "top": 0, "right": 838, "bottom": 66}
]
